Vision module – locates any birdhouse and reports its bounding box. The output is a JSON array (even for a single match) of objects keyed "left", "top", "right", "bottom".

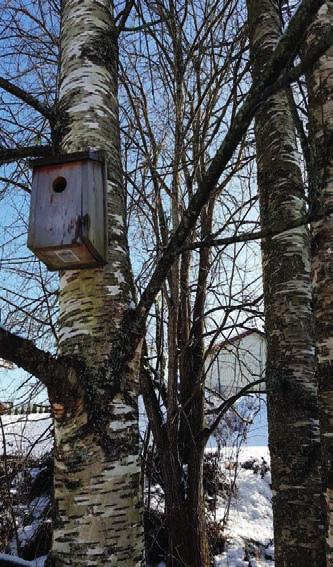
[{"left": 28, "top": 150, "right": 107, "bottom": 270}]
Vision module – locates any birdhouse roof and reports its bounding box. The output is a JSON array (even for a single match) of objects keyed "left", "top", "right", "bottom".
[{"left": 29, "top": 149, "right": 105, "bottom": 169}]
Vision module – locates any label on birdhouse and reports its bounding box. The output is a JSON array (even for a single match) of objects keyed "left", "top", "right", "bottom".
[{"left": 54, "top": 249, "right": 80, "bottom": 263}]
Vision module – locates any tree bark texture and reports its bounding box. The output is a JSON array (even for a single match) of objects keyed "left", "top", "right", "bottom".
[
  {"left": 307, "top": 2, "right": 333, "bottom": 564},
  {"left": 247, "top": 1, "right": 325, "bottom": 566},
  {"left": 47, "top": 2, "right": 143, "bottom": 565},
  {"left": 158, "top": 447, "right": 209, "bottom": 567}
]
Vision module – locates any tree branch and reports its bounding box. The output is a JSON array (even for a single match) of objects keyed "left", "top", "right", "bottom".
[
  {"left": 200, "top": 378, "right": 265, "bottom": 445},
  {"left": 261, "top": 22, "right": 333, "bottom": 98},
  {"left": 180, "top": 207, "right": 333, "bottom": 251},
  {"left": 130, "top": 0, "right": 328, "bottom": 332},
  {"left": 140, "top": 353, "right": 167, "bottom": 454},
  {"left": 0, "top": 176, "right": 30, "bottom": 193},
  {"left": 0, "top": 327, "right": 75, "bottom": 394},
  {"left": 0, "top": 145, "right": 52, "bottom": 165},
  {"left": 115, "top": 0, "right": 135, "bottom": 34},
  {"left": 123, "top": 18, "right": 168, "bottom": 33},
  {"left": 0, "top": 76, "right": 54, "bottom": 120}
]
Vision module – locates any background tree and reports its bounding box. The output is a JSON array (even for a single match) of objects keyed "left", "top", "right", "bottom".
[
  {"left": 121, "top": 2, "right": 261, "bottom": 564},
  {"left": 120, "top": 1, "right": 330, "bottom": 565}
]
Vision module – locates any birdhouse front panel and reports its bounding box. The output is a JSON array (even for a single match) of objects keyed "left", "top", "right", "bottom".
[{"left": 28, "top": 151, "right": 107, "bottom": 270}]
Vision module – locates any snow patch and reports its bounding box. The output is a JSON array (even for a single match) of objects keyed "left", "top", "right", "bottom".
[
  {"left": 0, "top": 414, "right": 52, "bottom": 457},
  {"left": 215, "top": 446, "right": 273, "bottom": 567}
]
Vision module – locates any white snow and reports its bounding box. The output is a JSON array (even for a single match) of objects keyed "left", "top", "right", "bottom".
[
  {"left": 215, "top": 445, "right": 273, "bottom": 567},
  {"left": 0, "top": 414, "right": 52, "bottom": 457},
  {"left": 0, "top": 415, "right": 274, "bottom": 566}
]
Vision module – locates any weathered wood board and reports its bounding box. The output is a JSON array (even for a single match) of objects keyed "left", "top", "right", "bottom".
[{"left": 28, "top": 151, "right": 107, "bottom": 270}]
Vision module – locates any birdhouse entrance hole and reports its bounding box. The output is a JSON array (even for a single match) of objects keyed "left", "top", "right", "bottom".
[
  {"left": 28, "top": 150, "right": 107, "bottom": 271},
  {"left": 53, "top": 176, "right": 67, "bottom": 193}
]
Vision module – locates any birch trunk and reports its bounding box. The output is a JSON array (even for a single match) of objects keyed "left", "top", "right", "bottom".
[
  {"left": 247, "top": 1, "right": 325, "bottom": 565},
  {"left": 306, "top": 3, "right": 333, "bottom": 563},
  {"left": 46, "top": 1, "right": 143, "bottom": 565}
]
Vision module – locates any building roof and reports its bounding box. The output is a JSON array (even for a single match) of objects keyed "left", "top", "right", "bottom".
[
  {"left": 0, "top": 358, "right": 14, "bottom": 370},
  {"left": 209, "top": 328, "right": 265, "bottom": 353}
]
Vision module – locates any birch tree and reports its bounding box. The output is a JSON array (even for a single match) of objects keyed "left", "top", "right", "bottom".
[
  {"left": 48, "top": 1, "right": 144, "bottom": 565},
  {"left": 247, "top": 1, "right": 325, "bottom": 565},
  {"left": 306, "top": 2, "right": 333, "bottom": 562}
]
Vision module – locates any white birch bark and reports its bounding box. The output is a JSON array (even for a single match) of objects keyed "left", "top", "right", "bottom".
[
  {"left": 247, "top": 1, "right": 325, "bottom": 565},
  {"left": 306, "top": 3, "right": 333, "bottom": 564},
  {"left": 47, "top": 2, "right": 144, "bottom": 565}
]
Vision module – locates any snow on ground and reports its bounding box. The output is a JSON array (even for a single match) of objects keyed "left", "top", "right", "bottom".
[
  {"left": 0, "top": 414, "right": 273, "bottom": 566},
  {"left": 0, "top": 414, "right": 52, "bottom": 457},
  {"left": 215, "top": 445, "right": 273, "bottom": 567}
]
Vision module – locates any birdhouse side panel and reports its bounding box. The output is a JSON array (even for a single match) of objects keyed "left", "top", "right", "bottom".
[
  {"left": 81, "top": 159, "right": 107, "bottom": 262},
  {"left": 27, "top": 168, "right": 40, "bottom": 251}
]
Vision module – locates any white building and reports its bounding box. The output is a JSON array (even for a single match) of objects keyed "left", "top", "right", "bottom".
[{"left": 206, "top": 329, "right": 266, "bottom": 398}]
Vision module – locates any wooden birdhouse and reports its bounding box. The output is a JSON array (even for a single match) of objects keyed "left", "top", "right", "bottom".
[{"left": 28, "top": 150, "right": 107, "bottom": 270}]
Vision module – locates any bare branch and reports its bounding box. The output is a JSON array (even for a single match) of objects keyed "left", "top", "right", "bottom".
[
  {"left": 0, "top": 327, "right": 72, "bottom": 392},
  {"left": 140, "top": 353, "right": 167, "bottom": 454},
  {"left": 131, "top": 0, "right": 328, "bottom": 332},
  {"left": 0, "top": 176, "right": 30, "bottom": 193},
  {"left": 180, "top": 207, "right": 333, "bottom": 251},
  {"left": 123, "top": 18, "right": 168, "bottom": 32},
  {"left": 0, "top": 76, "right": 54, "bottom": 120},
  {"left": 115, "top": 0, "right": 135, "bottom": 33},
  {"left": 0, "top": 145, "right": 52, "bottom": 164},
  {"left": 262, "top": 23, "right": 333, "bottom": 96},
  {"left": 200, "top": 378, "right": 265, "bottom": 444}
]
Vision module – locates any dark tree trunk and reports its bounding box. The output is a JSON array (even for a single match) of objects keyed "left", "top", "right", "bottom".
[{"left": 163, "top": 447, "right": 209, "bottom": 567}]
